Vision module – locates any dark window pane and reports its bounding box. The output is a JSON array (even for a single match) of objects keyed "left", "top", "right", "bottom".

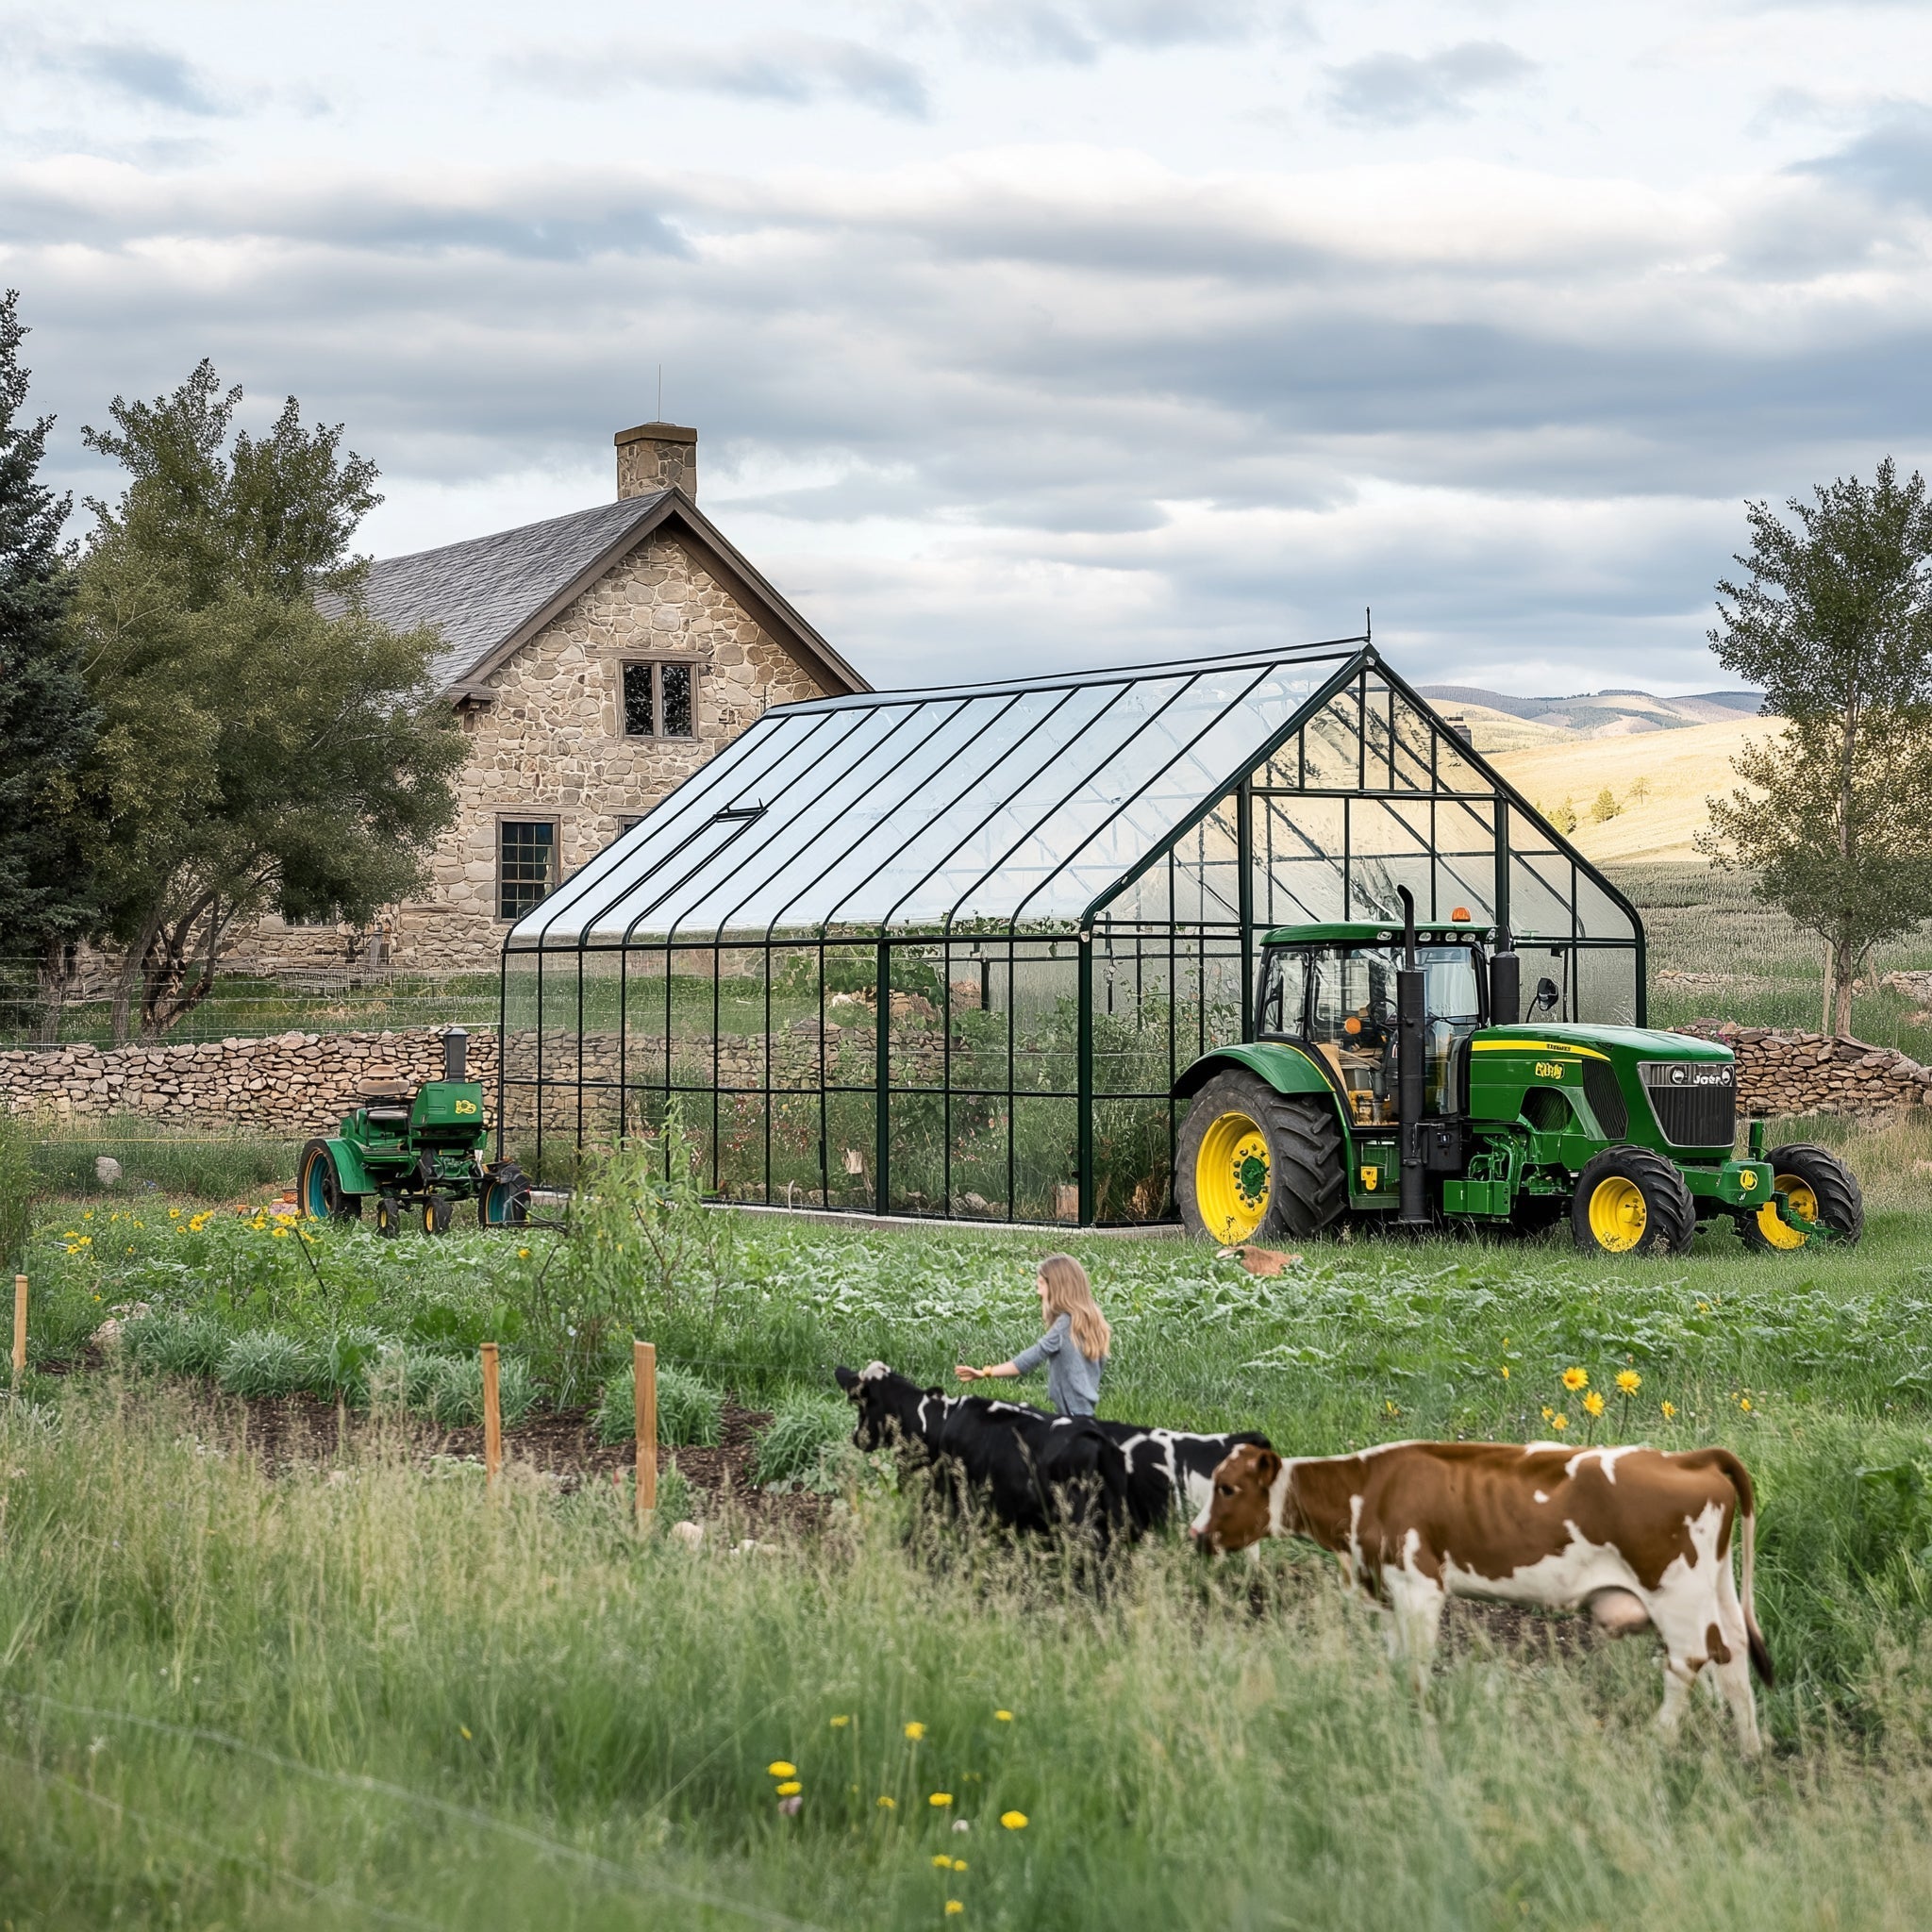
[
  {"left": 662, "top": 662, "right": 693, "bottom": 737},
  {"left": 499, "top": 821, "right": 555, "bottom": 921},
  {"left": 623, "top": 661, "right": 656, "bottom": 736}
]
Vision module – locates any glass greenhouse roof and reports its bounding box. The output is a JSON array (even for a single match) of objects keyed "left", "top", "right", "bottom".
[{"left": 510, "top": 638, "right": 1475, "bottom": 950}]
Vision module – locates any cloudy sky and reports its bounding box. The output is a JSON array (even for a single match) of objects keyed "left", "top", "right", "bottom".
[{"left": 5, "top": 1, "right": 1930, "bottom": 693}]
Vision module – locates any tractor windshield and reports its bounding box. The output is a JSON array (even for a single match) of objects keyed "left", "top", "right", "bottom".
[{"left": 1259, "top": 942, "right": 1482, "bottom": 1124}]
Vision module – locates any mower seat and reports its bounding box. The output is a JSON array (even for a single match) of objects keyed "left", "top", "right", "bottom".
[{"left": 361, "top": 1072, "right": 415, "bottom": 1125}]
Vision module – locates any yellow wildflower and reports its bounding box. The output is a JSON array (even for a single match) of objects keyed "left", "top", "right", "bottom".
[
  {"left": 1616, "top": 1370, "right": 1641, "bottom": 1395},
  {"left": 517, "top": 1247, "right": 531, "bottom": 1259},
  {"left": 1661, "top": 1401, "right": 1677, "bottom": 1420},
  {"left": 829, "top": 1714, "right": 851, "bottom": 1728},
  {"left": 767, "top": 1761, "right": 796, "bottom": 1778},
  {"left": 945, "top": 1905, "right": 964, "bottom": 1918},
  {"left": 460, "top": 1725, "right": 473, "bottom": 1740},
  {"left": 1582, "top": 1391, "right": 1605, "bottom": 1419},
  {"left": 1740, "top": 1396, "right": 1753, "bottom": 1412},
  {"left": 775, "top": 1780, "right": 802, "bottom": 1797},
  {"left": 904, "top": 1722, "right": 925, "bottom": 1740},
  {"left": 993, "top": 1709, "right": 1013, "bottom": 1722},
  {"left": 271, "top": 1227, "right": 289, "bottom": 1240},
  {"left": 877, "top": 1795, "right": 896, "bottom": 1809},
  {"left": 933, "top": 1855, "right": 955, "bottom": 1869},
  {"left": 1500, "top": 1365, "right": 1509, "bottom": 1380},
  {"left": 951, "top": 1860, "right": 967, "bottom": 1872},
  {"left": 1552, "top": 1414, "right": 1569, "bottom": 1433},
  {"left": 169, "top": 1208, "right": 182, "bottom": 1219},
  {"left": 1000, "top": 1810, "right": 1027, "bottom": 1830},
  {"left": 1561, "top": 1367, "right": 1588, "bottom": 1392},
  {"left": 1541, "top": 1406, "right": 1553, "bottom": 1422},
  {"left": 929, "top": 1792, "right": 953, "bottom": 1807}
]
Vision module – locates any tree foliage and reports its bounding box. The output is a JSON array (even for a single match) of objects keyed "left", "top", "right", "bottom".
[
  {"left": 1700, "top": 459, "right": 1932, "bottom": 1035},
  {"left": 73, "top": 361, "right": 466, "bottom": 1041},
  {"left": 0, "top": 290, "right": 99, "bottom": 998}
]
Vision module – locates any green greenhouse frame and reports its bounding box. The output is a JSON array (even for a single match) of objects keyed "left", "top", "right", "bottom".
[{"left": 498, "top": 638, "right": 1645, "bottom": 1224}]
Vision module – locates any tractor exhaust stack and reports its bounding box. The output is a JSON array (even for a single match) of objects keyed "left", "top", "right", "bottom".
[
  {"left": 442, "top": 1027, "right": 468, "bottom": 1083},
  {"left": 1489, "top": 929, "right": 1521, "bottom": 1027},
  {"left": 1394, "top": 888, "right": 1428, "bottom": 1226}
]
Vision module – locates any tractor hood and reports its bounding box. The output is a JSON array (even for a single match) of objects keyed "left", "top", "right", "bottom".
[{"left": 1480, "top": 1024, "right": 1732, "bottom": 1062}]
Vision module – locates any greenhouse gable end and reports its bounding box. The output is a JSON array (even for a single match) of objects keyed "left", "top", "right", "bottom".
[{"left": 499, "top": 640, "right": 1642, "bottom": 1224}]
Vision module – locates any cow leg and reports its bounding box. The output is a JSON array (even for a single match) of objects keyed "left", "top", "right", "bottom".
[
  {"left": 1656, "top": 1656, "right": 1702, "bottom": 1739},
  {"left": 1383, "top": 1568, "right": 1446, "bottom": 1690}
]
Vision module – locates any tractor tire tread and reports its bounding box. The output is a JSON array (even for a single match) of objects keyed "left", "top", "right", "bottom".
[
  {"left": 1177, "top": 1071, "right": 1347, "bottom": 1241},
  {"left": 1737, "top": 1141, "right": 1864, "bottom": 1252},
  {"left": 1571, "top": 1143, "right": 1696, "bottom": 1257}
]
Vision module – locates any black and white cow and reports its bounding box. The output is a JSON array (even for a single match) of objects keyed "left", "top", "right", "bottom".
[
  {"left": 1087, "top": 1420, "right": 1275, "bottom": 1530},
  {"left": 833, "top": 1362, "right": 1140, "bottom": 1545}
]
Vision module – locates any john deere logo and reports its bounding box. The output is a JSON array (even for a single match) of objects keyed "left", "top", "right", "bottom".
[
  {"left": 454, "top": 1099, "right": 478, "bottom": 1115},
  {"left": 1534, "top": 1061, "right": 1565, "bottom": 1080},
  {"left": 1740, "top": 1170, "right": 1757, "bottom": 1191}
]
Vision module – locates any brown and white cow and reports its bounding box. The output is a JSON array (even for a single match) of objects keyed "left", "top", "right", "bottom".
[{"left": 1191, "top": 1439, "right": 1772, "bottom": 1751}]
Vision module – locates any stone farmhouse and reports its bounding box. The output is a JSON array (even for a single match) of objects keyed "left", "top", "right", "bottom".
[{"left": 253, "top": 422, "right": 870, "bottom": 973}]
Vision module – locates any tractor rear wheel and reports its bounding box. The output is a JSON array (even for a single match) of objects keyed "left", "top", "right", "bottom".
[
  {"left": 1571, "top": 1145, "right": 1695, "bottom": 1257},
  {"left": 1736, "top": 1142, "right": 1864, "bottom": 1253},
  {"left": 421, "top": 1195, "right": 454, "bottom": 1237},
  {"left": 298, "top": 1141, "right": 360, "bottom": 1223},
  {"left": 1177, "top": 1072, "right": 1346, "bottom": 1243},
  {"left": 479, "top": 1163, "right": 532, "bottom": 1228}
]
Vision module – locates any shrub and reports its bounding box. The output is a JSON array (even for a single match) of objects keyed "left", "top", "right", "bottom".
[
  {"left": 749, "top": 1391, "right": 850, "bottom": 1488},
  {"left": 125, "top": 1311, "right": 231, "bottom": 1378},
  {"left": 593, "top": 1359, "right": 724, "bottom": 1448},
  {"left": 417, "top": 1350, "right": 538, "bottom": 1429},
  {"left": 315, "top": 1326, "right": 386, "bottom": 1405},
  {"left": 217, "top": 1330, "right": 317, "bottom": 1399}
]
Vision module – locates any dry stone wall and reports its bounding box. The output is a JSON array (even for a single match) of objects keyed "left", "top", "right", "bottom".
[
  {"left": 1674, "top": 1022, "right": 1932, "bottom": 1120},
  {"left": 0, "top": 1028, "right": 500, "bottom": 1137}
]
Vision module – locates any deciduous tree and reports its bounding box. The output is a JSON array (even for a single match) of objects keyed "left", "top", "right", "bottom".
[
  {"left": 1699, "top": 459, "right": 1932, "bottom": 1036},
  {"left": 74, "top": 361, "right": 465, "bottom": 1041}
]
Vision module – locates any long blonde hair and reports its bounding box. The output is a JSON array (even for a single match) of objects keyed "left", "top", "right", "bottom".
[{"left": 1039, "top": 1253, "right": 1110, "bottom": 1363}]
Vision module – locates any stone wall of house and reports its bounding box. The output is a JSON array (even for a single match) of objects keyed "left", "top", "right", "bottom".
[
  {"left": 1674, "top": 1022, "right": 1932, "bottom": 1119},
  {"left": 244, "top": 527, "right": 826, "bottom": 976},
  {"left": 1, "top": 1028, "right": 500, "bottom": 1137}
]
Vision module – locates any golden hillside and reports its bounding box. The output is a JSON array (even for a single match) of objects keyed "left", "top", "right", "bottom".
[{"left": 1486, "top": 716, "right": 1785, "bottom": 863}]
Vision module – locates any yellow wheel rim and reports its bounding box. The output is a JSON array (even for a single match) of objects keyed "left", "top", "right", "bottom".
[
  {"left": 1196, "top": 1110, "right": 1271, "bottom": 1243},
  {"left": 1588, "top": 1175, "right": 1648, "bottom": 1253},
  {"left": 1757, "top": 1175, "right": 1818, "bottom": 1251}
]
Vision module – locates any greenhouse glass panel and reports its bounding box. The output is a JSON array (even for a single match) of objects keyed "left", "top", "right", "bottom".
[{"left": 502, "top": 641, "right": 1644, "bottom": 1219}]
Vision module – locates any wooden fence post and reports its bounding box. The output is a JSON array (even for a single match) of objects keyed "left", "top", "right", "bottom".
[
  {"left": 11, "top": 1274, "right": 25, "bottom": 1379},
  {"left": 635, "top": 1340, "right": 657, "bottom": 1524},
  {"left": 480, "top": 1341, "right": 501, "bottom": 1491}
]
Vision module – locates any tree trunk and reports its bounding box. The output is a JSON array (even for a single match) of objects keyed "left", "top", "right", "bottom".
[
  {"left": 110, "top": 911, "right": 161, "bottom": 1044},
  {"left": 36, "top": 940, "right": 72, "bottom": 1045},
  {"left": 1821, "top": 940, "right": 1834, "bottom": 1036}
]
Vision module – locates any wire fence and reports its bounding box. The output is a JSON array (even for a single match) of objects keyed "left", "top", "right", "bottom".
[{"left": 0, "top": 958, "right": 501, "bottom": 1050}]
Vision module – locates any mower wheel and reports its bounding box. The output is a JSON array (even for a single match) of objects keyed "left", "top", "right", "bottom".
[
  {"left": 1177, "top": 1071, "right": 1346, "bottom": 1243},
  {"left": 1571, "top": 1145, "right": 1695, "bottom": 1257},
  {"left": 298, "top": 1140, "right": 361, "bottom": 1222},
  {"left": 1736, "top": 1142, "right": 1864, "bottom": 1253},
  {"left": 421, "top": 1195, "right": 454, "bottom": 1237},
  {"left": 479, "top": 1163, "right": 532, "bottom": 1228},
  {"left": 375, "top": 1192, "right": 405, "bottom": 1239}
]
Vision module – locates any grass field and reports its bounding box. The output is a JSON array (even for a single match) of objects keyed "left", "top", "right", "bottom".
[{"left": 7, "top": 1108, "right": 1932, "bottom": 1928}]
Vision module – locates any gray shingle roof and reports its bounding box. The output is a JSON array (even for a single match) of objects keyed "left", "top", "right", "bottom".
[{"left": 341, "top": 492, "right": 669, "bottom": 690}]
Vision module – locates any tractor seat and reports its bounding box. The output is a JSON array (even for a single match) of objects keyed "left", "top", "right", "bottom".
[{"left": 361, "top": 1071, "right": 413, "bottom": 1104}]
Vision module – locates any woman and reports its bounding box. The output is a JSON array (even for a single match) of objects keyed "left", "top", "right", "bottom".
[{"left": 956, "top": 1253, "right": 1111, "bottom": 1418}]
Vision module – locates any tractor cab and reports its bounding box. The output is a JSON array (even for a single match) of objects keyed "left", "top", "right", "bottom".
[{"left": 1257, "top": 916, "right": 1491, "bottom": 1126}]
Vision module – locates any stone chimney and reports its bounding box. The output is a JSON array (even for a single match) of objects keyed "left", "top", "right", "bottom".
[{"left": 615, "top": 420, "right": 697, "bottom": 500}]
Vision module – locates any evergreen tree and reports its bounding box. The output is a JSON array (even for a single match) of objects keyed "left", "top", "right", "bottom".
[{"left": 0, "top": 290, "right": 100, "bottom": 1030}]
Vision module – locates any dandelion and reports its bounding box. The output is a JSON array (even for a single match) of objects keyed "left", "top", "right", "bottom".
[
  {"left": 1541, "top": 1406, "right": 1554, "bottom": 1422},
  {"left": 775, "top": 1780, "right": 802, "bottom": 1797},
  {"left": 1616, "top": 1370, "right": 1641, "bottom": 1395},
  {"left": 767, "top": 1761, "right": 797, "bottom": 1778},
  {"left": 929, "top": 1792, "right": 953, "bottom": 1807},
  {"left": 904, "top": 1722, "right": 926, "bottom": 1740},
  {"left": 993, "top": 1709, "right": 1013, "bottom": 1723},
  {"left": 933, "top": 1856, "right": 955, "bottom": 1869},
  {"left": 517, "top": 1247, "right": 531, "bottom": 1260},
  {"left": 951, "top": 1858, "right": 968, "bottom": 1870},
  {"left": 878, "top": 1796, "right": 897, "bottom": 1809},
  {"left": 945, "top": 1904, "right": 964, "bottom": 1917},
  {"left": 1661, "top": 1401, "right": 1677, "bottom": 1421},
  {"left": 1500, "top": 1366, "right": 1509, "bottom": 1381},
  {"left": 1583, "top": 1391, "right": 1605, "bottom": 1419},
  {"left": 1740, "top": 1397, "right": 1753, "bottom": 1412},
  {"left": 1562, "top": 1367, "right": 1588, "bottom": 1392},
  {"left": 829, "top": 1714, "right": 851, "bottom": 1728},
  {"left": 1000, "top": 1810, "right": 1028, "bottom": 1830},
  {"left": 1552, "top": 1414, "right": 1569, "bottom": 1433},
  {"left": 271, "top": 1227, "right": 290, "bottom": 1240}
]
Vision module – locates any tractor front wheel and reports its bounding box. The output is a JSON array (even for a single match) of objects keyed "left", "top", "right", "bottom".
[
  {"left": 1571, "top": 1145, "right": 1695, "bottom": 1257},
  {"left": 298, "top": 1141, "right": 360, "bottom": 1223},
  {"left": 479, "top": 1163, "right": 532, "bottom": 1228},
  {"left": 375, "top": 1193, "right": 405, "bottom": 1239},
  {"left": 1736, "top": 1142, "right": 1864, "bottom": 1253},
  {"left": 421, "top": 1195, "right": 455, "bottom": 1237},
  {"left": 1177, "top": 1072, "right": 1345, "bottom": 1243}
]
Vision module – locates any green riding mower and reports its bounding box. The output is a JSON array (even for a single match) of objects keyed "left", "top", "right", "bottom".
[
  {"left": 297, "top": 1029, "right": 532, "bottom": 1236},
  {"left": 1174, "top": 891, "right": 1863, "bottom": 1257}
]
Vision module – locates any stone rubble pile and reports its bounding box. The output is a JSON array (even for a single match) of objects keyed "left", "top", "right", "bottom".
[{"left": 1673, "top": 1021, "right": 1932, "bottom": 1120}]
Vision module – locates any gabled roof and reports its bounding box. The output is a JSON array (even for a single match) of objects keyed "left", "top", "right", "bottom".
[{"left": 337, "top": 489, "right": 869, "bottom": 699}]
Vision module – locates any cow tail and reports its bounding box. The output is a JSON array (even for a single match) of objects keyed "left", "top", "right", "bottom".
[{"left": 1707, "top": 1447, "right": 1774, "bottom": 1687}]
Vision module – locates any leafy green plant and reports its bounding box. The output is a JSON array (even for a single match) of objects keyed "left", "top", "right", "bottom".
[
  {"left": 418, "top": 1350, "right": 537, "bottom": 1429},
  {"left": 216, "top": 1329, "right": 317, "bottom": 1399},
  {"left": 125, "top": 1310, "right": 231, "bottom": 1378},
  {"left": 594, "top": 1359, "right": 724, "bottom": 1448},
  {"left": 749, "top": 1391, "right": 850, "bottom": 1488}
]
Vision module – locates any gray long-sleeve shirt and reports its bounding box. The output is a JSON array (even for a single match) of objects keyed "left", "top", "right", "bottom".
[{"left": 1010, "top": 1312, "right": 1106, "bottom": 1417}]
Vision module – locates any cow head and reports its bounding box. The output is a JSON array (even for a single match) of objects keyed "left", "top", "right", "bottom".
[
  {"left": 1190, "top": 1442, "right": 1283, "bottom": 1554},
  {"left": 833, "top": 1361, "right": 941, "bottom": 1456}
]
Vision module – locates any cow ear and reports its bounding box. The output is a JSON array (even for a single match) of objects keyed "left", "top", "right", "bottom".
[
  {"left": 833, "top": 1366, "right": 859, "bottom": 1393},
  {"left": 1253, "top": 1448, "right": 1282, "bottom": 1487}
]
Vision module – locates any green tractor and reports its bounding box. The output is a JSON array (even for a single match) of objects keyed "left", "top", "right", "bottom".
[
  {"left": 297, "top": 1029, "right": 532, "bottom": 1236},
  {"left": 1174, "top": 891, "right": 1862, "bottom": 1257}
]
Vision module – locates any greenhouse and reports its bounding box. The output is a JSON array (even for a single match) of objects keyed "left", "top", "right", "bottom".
[{"left": 498, "top": 639, "right": 1644, "bottom": 1224}]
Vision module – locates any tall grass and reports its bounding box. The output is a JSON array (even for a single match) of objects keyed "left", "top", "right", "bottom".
[
  {"left": 25, "top": 1112, "right": 296, "bottom": 1201},
  {"left": 4, "top": 1384, "right": 1932, "bottom": 1929}
]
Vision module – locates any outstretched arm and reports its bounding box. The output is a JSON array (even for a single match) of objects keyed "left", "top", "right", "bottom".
[{"left": 956, "top": 1360, "right": 1020, "bottom": 1381}]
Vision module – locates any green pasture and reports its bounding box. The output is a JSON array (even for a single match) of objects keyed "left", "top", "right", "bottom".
[{"left": 4, "top": 1114, "right": 1932, "bottom": 1925}]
